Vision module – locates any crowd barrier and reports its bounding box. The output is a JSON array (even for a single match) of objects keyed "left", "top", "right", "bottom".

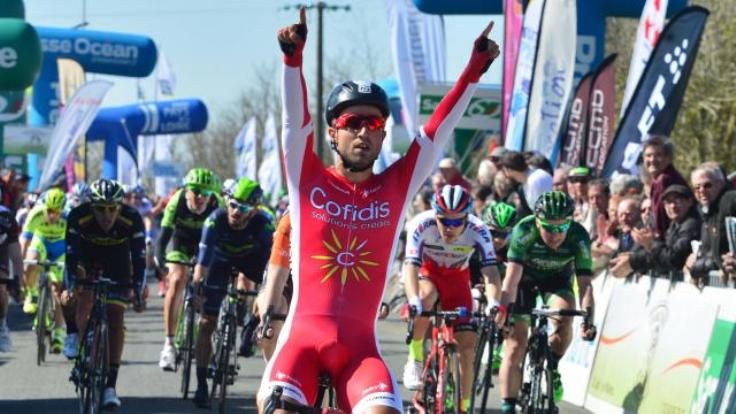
[{"left": 558, "top": 271, "right": 736, "bottom": 413}]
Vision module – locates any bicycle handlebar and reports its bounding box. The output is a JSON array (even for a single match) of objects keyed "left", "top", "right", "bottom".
[
  {"left": 405, "top": 306, "right": 469, "bottom": 344},
  {"left": 260, "top": 306, "right": 288, "bottom": 340},
  {"left": 23, "top": 259, "right": 62, "bottom": 268},
  {"left": 76, "top": 278, "right": 137, "bottom": 290},
  {"left": 531, "top": 308, "right": 588, "bottom": 318}
]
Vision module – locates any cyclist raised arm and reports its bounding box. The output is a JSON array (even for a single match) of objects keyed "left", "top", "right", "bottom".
[
  {"left": 495, "top": 191, "right": 596, "bottom": 414},
  {"left": 64, "top": 179, "right": 146, "bottom": 410},
  {"left": 259, "top": 9, "right": 499, "bottom": 414}
]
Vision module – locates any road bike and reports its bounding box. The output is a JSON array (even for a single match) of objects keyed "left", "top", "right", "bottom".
[
  {"left": 175, "top": 265, "right": 198, "bottom": 400},
  {"left": 469, "top": 300, "right": 501, "bottom": 414},
  {"left": 26, "top": 259, "right": 63, "bottom": 365},
  {"left": 263, "top": 373, "right": 339, "bottom": 414}
]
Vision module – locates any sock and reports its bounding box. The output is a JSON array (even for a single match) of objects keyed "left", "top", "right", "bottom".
[
  {"left": 462, "top": 398, "right": 470, "bottom": 412},
  {"left": 165, "top": 336, "right": 174, "bottom": 347},
  {"left": 106, "top": 364, "right": 120, "bottom": 388},
  {"left": 502, "top": 398, "right": 517, "bottom": 409},
  {"left": 65, "top": 313, "right": 78, "bottom": 335},
  {"left": 549, "top": 353, "right": 563, "bottom": 370},
  {"left": 196, "top": 367, "right": 208, "bottom": 390},
  {"left": 408, "top": 339, "right": 424, "bottom": 362}
]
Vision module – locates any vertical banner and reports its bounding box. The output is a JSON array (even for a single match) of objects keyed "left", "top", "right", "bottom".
[
  {"left": 153, "top": 134, "right": 178, "bottom": 196},
  {"left": 257, "top": 114, "right": 283, "bottom": 204},
  {"left": 559, "top": 72, "right": 592, "bottom": 167},
  {"left": 234, "top": 117, "right": 257, "bottom": 179},
  {"left": 620, "top": 0, "right": 669, "bottom": 117},
  {"left": 137, "top": 135, "right": 155, "bottom": 177},
  {"left": 524, "top": 0, "right": 576, "bottom": 164},
  {"left": 504, "top": 0, "right": 545, "bottom": 151},
  {"left": 38, "top": 80, "right": 113, "bottom": 190},
  {"left": 156, "top": 50, "right": 176, "bottom": 97},
  {"left": 57, "top": 58, "right": 86, "bottom": 187},
  {"left": 385, "top": 0, "right": 445, "bottom": 138},
  {"left": 601, "top": 7, "right": 709, "bottom": 178},
  {"left": 584, "top": 54, "right": 617, "bottom": 176},
  {"left": 501, "top": 0, "right": 524, "bottom": 141},
  {"left": 117, "top": 146, "right": 138, "bottom": 187}
]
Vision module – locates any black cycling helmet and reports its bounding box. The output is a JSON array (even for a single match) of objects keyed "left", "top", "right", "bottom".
[
  {"left": 534, "top": 191, "right": 575, "bottom": 221},
  {"left": 325, "top": 80, "right": 390, "bottom": 126},
  {"left": 89, "top": 179, "right": 125, "bottom": 204}
]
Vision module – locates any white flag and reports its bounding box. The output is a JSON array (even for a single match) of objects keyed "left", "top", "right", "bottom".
[
  {"left": 234, "top": 117, "right": 257, "bottom": 180},
  {"left": 524, "top": 0, "right": 576, "bottom": 165},
  {"left": 257, "top": 114, "right": 283, "bottom": 204},
  {"left": 137, "top": 135, "right": 155, "bottom": 178},
  {"left": 385, "top": 0, "right": 445, "bottom": 138},
  {"left": 117, "top": 146, "right": 139, "bottom": 187},
  {"left": 153, "top": 134, "right": 179, "bottom": 196},
  {"left": 157, "top": 50, "right": 177, "bottom": 97},
  {"left": 620, "top": 0, "right": 668, "bottom": 117},
  {"left": 38, "top": 79, "right": 113, "bottom": 190}
]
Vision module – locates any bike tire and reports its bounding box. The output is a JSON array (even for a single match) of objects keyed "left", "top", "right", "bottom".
[
  {"left": 420, "top": 356, "right": 438, "bottom": 414},
  {"left": 446, "top": 350, "right": 462, "bottom": 414},
  {"left": 36, "top": 282, "right": 49, "bottom": 366},
  {"left": 217, "top": 317, "right": 235, "bottom": 414},
  {"left": 87, "top": 322, "right": 108, "bottom": 414},
  {"left": 180, "top": 302, "right": 195, "bottom": 399}
]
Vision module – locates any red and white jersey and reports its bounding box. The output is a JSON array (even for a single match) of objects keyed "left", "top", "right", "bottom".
[
  {"left": 281, "top": 67, "right": 480, "bottom": 325},
  {"left": 405, "top": 210, "right": 496, "bottom": 274}
]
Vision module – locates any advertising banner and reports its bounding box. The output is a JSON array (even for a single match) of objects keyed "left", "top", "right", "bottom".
[
  {"left": 524, "top": 0, "right": 576, "bottom": 164},
  {"left": 0, "top": 19, "right": 41, "bottom": 90},
  {"left": 501, "top": 0, "right": 523, "bottom": 141},
  {"left": 559, "top": 272, "right": 623, "bottom": 406},
  {"left": 584, "top": 54, "right": 617, "bottom": 176},
  {"left": 418, "top": 83, "right": 501, "bottom": 132},
  {"left": 38, "top": 79, "right": 113, "bottom": 190},
  {"left": 559, "top": 72, "right": 592, "bottom": 168},
  {"left": 385, "top": 0, "right": 445, "bottom": 138},
  {"left": 621, "top": 0, "right": 668, "bottom": 117},
  {"left": 504, "top": 0, "right": 544, "bottom": 151},
  {"left": 587, "top": 278, "right": 718, "bottom": 413},
  {"left": 0, "top": 0, "right": 25, "bottom": 18},
  {"left": 2, "top": 125, "right": 51, "bottom": 154},
  {"left": 601, "top": 7, "right": 709, "bottom": 178}
]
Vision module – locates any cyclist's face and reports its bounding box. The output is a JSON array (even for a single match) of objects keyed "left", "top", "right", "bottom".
[
  {"left": 436, "top": 213, "right": 467, "bottom": 242},
  {"left": 328, "top": 105, "right": 385, "bottom": 171},
  {"left": 536, "top": 218, "right": 569, "bottom": 250},
  {"left": 185, "top": 188, "right": 210, "bottom": 213},
  {"left": 45, "top": 208, "right": 61, "bottom": 224},
  {"left": 226, "top": 202, "right": 255, "bottom": 227},
  {"left": 489, "top": 225, "right": 509, "bottom": 251},
  {"left": 92, "top": 203, "right": 121, "bottom": 231}
]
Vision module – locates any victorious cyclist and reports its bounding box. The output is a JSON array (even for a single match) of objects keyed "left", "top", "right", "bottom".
[
  {"left": 259, "top": 8, "right": 499, "bottom": 414},
  {"left": 496, "top": 191, "right": 596, "bottom": 413},
  {"left": 157, "top": 168, "right": 222, "bottom": 370},
  {"left": 402, "top": 185, "right": 501, "bottom": 413}
]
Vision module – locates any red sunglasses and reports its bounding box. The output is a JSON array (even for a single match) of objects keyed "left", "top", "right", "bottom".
[{"left": 333, "top": 113, "right": 385, "bottom": 131}]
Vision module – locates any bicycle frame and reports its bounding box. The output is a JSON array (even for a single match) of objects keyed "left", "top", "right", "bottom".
[{"left": 26, "top": 259, "right": 62, "bottom": 366}]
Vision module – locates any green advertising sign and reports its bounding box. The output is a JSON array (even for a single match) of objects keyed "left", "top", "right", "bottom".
[
  {"left": 0, "top": 18, "right": 42, "bottom": 91},
  {"left": 690, "top": 318, "right": 736, "bottom": 413},
  {"left": 0, "top": 0, "right": 24, "bottom": 19}
]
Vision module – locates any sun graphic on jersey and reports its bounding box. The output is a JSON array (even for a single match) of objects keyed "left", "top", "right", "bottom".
[{"left": 311, "top": 229, "right": 379, "bottom": 286}]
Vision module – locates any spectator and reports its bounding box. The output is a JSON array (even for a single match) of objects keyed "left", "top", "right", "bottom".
[
  {"left": 438, "top": 157, "right": 472, "bottom": 191},
  {"left": 477, "top": 158, "right": 495, "bottom": 188},
  {"left": 722, "top": 252, "right": 736, "bottom": 284},
  {"left": 488, "top": 147, "right": 508, "bottom": 174},
  {"left": 640, "top": 197, "right": 654, "bottom": 229},
  {"left": 498, "top": 150, "right": 552, "bottom": 216},
  {"left": 567, "top": 166, "right": 592, "bottom": 224},
  {"left": 614, "top": 197, "right": 643, "bottom": 255},
  {"left": 686, "top": 162, "right": 736, "bottom": 282},
  {"left": 610, "top": 173, "right": 643, "bottom": 197},
  {"left": 0, "top": 169, "right": 19, "bottom": 213},
  {"left": 526, "top": 153, "right": 553, "bottom": 176},
  {"left": 430, "top": 172, "right": 446, "bottom": 194},
  {"left": 641, "top": 135, "right": 688, "bottom": 240},
  {"left": 612, "top": 185, "right": 700, "bottom": 279},
  {"left": 472, "top": 185, "right": 494, "bottom": 216},
  {"left": 585, "top": 178, "right": 610, "bottom": 241},
  {"left": 491, "top": 171, "right": 518, "bottom": 206},
  {"left": 552, "top": 167, "right": 570, "bottom": 193}
]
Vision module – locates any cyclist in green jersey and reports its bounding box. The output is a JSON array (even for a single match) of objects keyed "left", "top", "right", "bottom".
[
  {"left": 157, "top": 168, "right": 223, "bottom": 371},
  {"left": 21, "top": 189, "right": 68, "bottom": 352},
  {"left": 495, "top": 191, "right": 597, "bottom": 413}
]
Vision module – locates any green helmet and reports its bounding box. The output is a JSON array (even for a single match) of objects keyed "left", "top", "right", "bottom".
[
  {"left": 184, "top": 168, "right": 216, "bottom": 193},
  {"left": 482, "top": 202, "right": 517, "bottom": 230},
  {"left": 44, "top": 188, "right": 66, "bottom": 211},
  {"left": 534, "top": 191, "right": 575, "bottom": 220},
  {"left": 229, "top": 178, "right": 263, "bottom": 204}
]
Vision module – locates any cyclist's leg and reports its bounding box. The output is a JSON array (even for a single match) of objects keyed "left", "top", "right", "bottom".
[
  {"left": 22, "top": 236, "right": 44, "bottom": 313},
  {"left": 499, "top": 280, "right": 534, "bottom": 406},
  {"left": 337, "top": 348, "right": 402, "bottom": 414},
  {"left": 75, "top": 289, "right": 94, "bottom": 339},
  {"left": 194, "top": 270, "right": 226, "bottom": 398},
  {"left": 45, "top": 243, "right": 66, "bottom": 332},
  {"left": 408, "top": 277, "right": 438, "bottom": 353},
  {"left": 0, "top": 252, "right": 10, "bottom": 352},
  {"left": 546, "top": 287, "right": 576, "bottom": 361},
  {"left": 163, "top": 249, "right": 191, "bottom": 339},
  {"left": 105, "top": 301, "right": 127, "bottom": 392}
]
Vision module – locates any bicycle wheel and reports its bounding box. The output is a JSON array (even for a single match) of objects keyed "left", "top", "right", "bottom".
[
  {"left": 470, "top": 325, "right": 495, "bottom": 414},
  {"left": 86, "top": 322, "right": 108, "bottom": 414},
  {"left": 420, "top": 356, "right": 438, "bottom": 414},
  {"left": 75, "top": 337, "right": 90, "bottom": 414},
  {"left": 180, "top": 301, "right": 195, "bottom": 399},
  {"left": 36, "top": 282, "right": 49, "bottom": 366},
  {"left": 210, "top": 324, "right": 225, "bottom": 405},
  {"left": 217, "top": 317, "right": 235, "bottom": 414},
  {"left": 440, "top": 349, "right": 462, "bottom": 414}
]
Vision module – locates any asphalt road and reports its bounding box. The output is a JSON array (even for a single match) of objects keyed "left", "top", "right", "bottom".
[{"left": 0, "top": 283, "right": 590, "bottom": 413}]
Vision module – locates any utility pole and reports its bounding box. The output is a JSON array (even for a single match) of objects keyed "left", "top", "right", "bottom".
[{"left": 280, "top": 2, "right": 350, "bottom": 161}]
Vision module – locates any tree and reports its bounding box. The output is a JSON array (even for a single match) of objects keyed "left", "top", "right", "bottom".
[{"left": 606, "top": 0, "right": 736, "bottom": 175}]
